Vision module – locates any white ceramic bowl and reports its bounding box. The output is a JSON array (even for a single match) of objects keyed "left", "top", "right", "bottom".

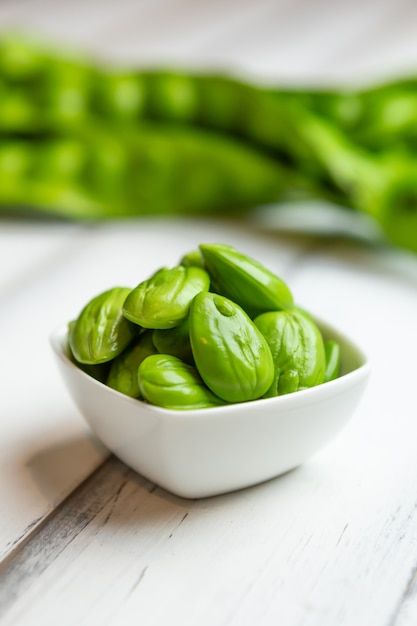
[{"left": 50, "top": 320, "right": 370, "bottom": 499}]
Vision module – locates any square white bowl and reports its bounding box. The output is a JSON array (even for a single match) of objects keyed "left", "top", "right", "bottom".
[{"left": 50, "top": 319, "right": 370, "bottom": 499}]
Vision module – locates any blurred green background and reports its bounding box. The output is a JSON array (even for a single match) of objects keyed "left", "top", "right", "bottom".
[{"left": 1, "top": 1, "right": 417, "bottom": 255}]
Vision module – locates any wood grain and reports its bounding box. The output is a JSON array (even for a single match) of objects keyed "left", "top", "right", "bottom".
[{"left": 2, "top": 1, "right": 417, "bottom": 623}]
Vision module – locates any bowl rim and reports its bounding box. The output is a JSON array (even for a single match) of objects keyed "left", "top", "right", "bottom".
[{"left": 50, "top": 313, "right": 370, "bottom": 420}]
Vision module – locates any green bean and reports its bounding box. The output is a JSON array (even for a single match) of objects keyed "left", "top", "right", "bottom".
[
  {"left": 189, "top": 292, "right": 274, "bottom": 403},
  {"left": 152, "top": 318, "right": 194, "bottom": 364},
  {"left": 179, "top": 249, "right": 205, "bottom": 269},
  {"left": 107, "top": 330, "right": 158, "bottom": 397},
  {"left": 69, "top": 287, "right": 137, "bottom": 365},
  {"left": 138, "top": 354, "right": 225, "bottom": 410},
  {"left": 123, "top": 265, "right": 210, "bottom": 329},
  {"left": 67, "top": 321, "right": 111, "bottom": 382},
  {"left": 254, "top": 309, "right": 326, "bottom": 397},
  {"left": 199, "top": 243, "right": 293, "bottom": 318},
  {"left": 324, "top": 340, "right": 341, "bottom": 383}
]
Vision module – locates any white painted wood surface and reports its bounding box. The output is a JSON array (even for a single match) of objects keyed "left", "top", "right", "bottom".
[{"left": 1, "top": 1, "right": 417, "bottom": 624}]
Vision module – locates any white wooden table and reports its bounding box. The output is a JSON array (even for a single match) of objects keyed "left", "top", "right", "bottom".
[{"left": 1, "top": 2, "right": 417, "bottom": 625}]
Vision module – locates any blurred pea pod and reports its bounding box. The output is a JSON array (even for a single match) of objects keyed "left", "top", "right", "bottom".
[
  {"left": 42, "top": 59, "right": 95, "bottom": 128},
  {"left": 311, "top": 79, "right": 417, "bottom": 151},
  {"left": 0, "top": 139, "right": 103, "bottom": 217},
  {"left": 254, "top": 309, "right": 326, "bottom": 397},
  {"left": 107, "top": 331, "right": 158, "bottom": 397},
  {"left": 189, "top": 292, "right": 274, "bottom": 403},
  {"left": 0, "top": 34, "right": 47, "bottom": 80},
  {"left": 0, "top": 122, "right": 291, "bottom": 218},
  {"left": 142, "top": 71, "right": 198, "bottom": 122},
  {"left": 138, "top": 354, "right": 224, "bottom": 410},
  {"left": 92, "top": 71, "right": 146, "bottom": 122},
  {"left": 199, "top": 243, "right": 293, "bottom": 318},
  {"left": 0, "top": 142, "right": 31, "bottom": 189},
  {"left": 1, "top": 33, "right": 417, "bottom": 253},
  {"left": 279, "top": 110, "right": 417, "bottom": 253},
  {"left": 0, "top": 85, "right": 40, "bottom": 131},
  {"left": 123, "top": 265, "right": 210, "bottom": 329},
  {"left": 69, "top": 287, "right": 136, "bottom": 364}
]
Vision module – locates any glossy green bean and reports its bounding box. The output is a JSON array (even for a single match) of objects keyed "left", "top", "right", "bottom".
[
  {"left": 254, "top": 309, "right": 326, "bottom": 396},
  {"left": 324, "top": 340, "right": 341, "bottom": 383},
  {"left": 123, "top": 265, "right": 210, "bottom": 329},
  {"left": 107, "top": 331, "right": 158, "bottom": 397},
  {"left": 69, "top": 287, "right": 137, "bottom": 364},
  {"left": 199, "top": 243, "right": 293, "bottom": 318},
  {"left": 138, "top": 354, "right": 224, "bottom": 410},
  {"left": 189, "top": 292, "right": 274, "bottom": 403},
  {"left": 152, "top": 318, "right": 194, "bottom": 364}
]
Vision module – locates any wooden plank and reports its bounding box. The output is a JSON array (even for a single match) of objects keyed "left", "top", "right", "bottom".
[
  {"left": 1, "top": 2, "right": 417, "bottom": 624},
  {"left": 0, "top": 223, "right": 86, "bottom": 292},
  {"left": 0, "top": 223, "right": 110, "bottom": 562},
  {"left": 1, "top": 237, "right": 417, "bottom": 625},
  {"left": 0, "top": 457, "right": 132, "bottom": 618}
]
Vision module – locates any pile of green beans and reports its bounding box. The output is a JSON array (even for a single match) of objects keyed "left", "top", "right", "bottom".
[
  {"left": 68, "top": 243, "right": 341, "bottom": 410},
  {"left": 1, "top": 34, "right": 417, "bottom": 253}
]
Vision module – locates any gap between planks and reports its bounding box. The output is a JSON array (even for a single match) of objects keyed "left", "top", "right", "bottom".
[{"left": 0, "top": 456, "right": 147, "bottom": 619}]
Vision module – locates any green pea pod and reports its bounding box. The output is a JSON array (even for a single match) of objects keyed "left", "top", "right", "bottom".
[
  {"left": 189, "top": 292, "right": 274, "bottom": 403},
  {"left": 144, "top": 71, "right": 197, "bottom": 121},
  {"left": 85, "top": 133, "right": 129, "bottom": 202},
  {"left": 199, "top": 243, "right": 293, "bottom": 318},
  {"left": 138, "top": 354, "right": 224, "bottom": 410},
  {"left": 44, "top": 59, "right": 93, "bottom": 127},
  {"left": 0, "top": 35, "right": 47, "bottom": 80},
  {"left": 107, "top": 331, "right": 157, "bottom": 397},
  {"left": 69, "top": 287, "right": 136, "bottom": 364},
  {"left": 0, "top": 88, "right": 38, "bottom": 131},
  {"left": 153, "top": 317, "right": 193, "bottom": 364},
  {"left": 194, "top": 75, "right": 250, "bottom": 132},
  {"left": 0, "top": 143, "right": 32, "bottom": 188},
  {"left": 39, "top": 139, "right": 86, "bottom": 183},
  {"left": 324, "top": 340, "right": 341, "bottom": 382},
  {"left": 93, "top": 71, "right": 146, "bottom": 121},
  {"left": 0, "top": 124, "right": 288, "bottom": 221},
  {"left": 254, "top": 309, "right": 326, "bottom": 397},
  {"left": 123, "top": 265, "right": 210, "bottom": 329}
]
